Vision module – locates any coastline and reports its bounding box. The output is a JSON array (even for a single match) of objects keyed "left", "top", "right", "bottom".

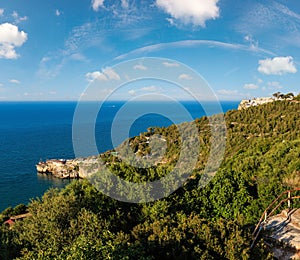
[
  {"left": 0, "top": 100, "right": 239, "bottom": 211},
  {"left": 35, "top": 96, "right": 298, "bottom": 180}
]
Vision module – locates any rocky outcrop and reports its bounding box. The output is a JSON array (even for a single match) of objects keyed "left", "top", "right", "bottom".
[
  {"left": 238, "top": 97, "right": 275, "bottom": 110},
  {"left": 36, "top": 156, "right": 103, "bottom": 179},
  {"left": 264, "top": 209, "right": 300, "bottom": 259},
  {"left": 36, "top": 159, "right": 80, "bottom": 179},
  {"left": 238, "top": 96, "right": 294, "bottom": 110}
]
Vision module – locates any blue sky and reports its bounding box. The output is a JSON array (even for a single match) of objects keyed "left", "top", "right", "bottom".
[{"left": 0, "top": 0, "right": 299, "bottom": 101}]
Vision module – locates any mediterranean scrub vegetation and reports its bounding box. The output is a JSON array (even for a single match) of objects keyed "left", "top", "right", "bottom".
[{"left": 1, "top": 95, "right": 300, "bottom": 259}]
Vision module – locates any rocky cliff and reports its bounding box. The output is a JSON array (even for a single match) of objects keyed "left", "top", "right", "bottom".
[
  {"left": 238, "top": 97, "right": 275, "bottom": 110},
  {"left": 264, "top": 209, "right": 300, "bottom": 259},
  {"left": 238, "top": 96, "right": 294, "bottom": 110},
  {"left": 36, "top": 159, "right": 79, "bottom": 179},
  {"left": 36, "top": 156, "right": 100, "bottom": 179}
]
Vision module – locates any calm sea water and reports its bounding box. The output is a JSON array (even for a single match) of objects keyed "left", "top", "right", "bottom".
[{"left": 0, "top": 101, "right": 239, "bottom": 211}]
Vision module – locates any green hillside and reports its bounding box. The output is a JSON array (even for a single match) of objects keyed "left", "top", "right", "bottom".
[{"left": 1, "top": 97, "right": 300, "bottom": 259}]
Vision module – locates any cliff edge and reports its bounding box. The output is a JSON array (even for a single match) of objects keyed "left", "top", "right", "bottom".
[
  {"left": 238, "top": 94, "right": 295, "bottom": 110},
  {"left": 36, "top": 156, "right": 100, "bottom": 179}
]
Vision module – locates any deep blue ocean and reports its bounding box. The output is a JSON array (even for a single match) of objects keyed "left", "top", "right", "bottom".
[{"left": 0, "top": 101, "right": 239, "bottom": 211}]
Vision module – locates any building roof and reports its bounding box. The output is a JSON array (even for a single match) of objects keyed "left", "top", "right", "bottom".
[{"left": 4, "top": 219, "right": 15, "bottom": 226}]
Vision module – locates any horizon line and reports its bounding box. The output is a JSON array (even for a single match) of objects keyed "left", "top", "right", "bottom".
[{"left": 0, "top": 99, "right": 243, "bottom": 102}]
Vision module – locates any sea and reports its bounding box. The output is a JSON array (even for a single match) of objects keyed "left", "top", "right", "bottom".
[{"left": 0, "top": 101, "right": 239, "bottom": 211}]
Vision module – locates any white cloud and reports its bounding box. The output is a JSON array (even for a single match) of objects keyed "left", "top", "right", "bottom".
[
  {"left": 267, "top": 81, "right": 282, "bottom": 89},
  {"left": 273, "top": 2, "right": 300, "bottom": 21},
  {"left": 92, "top": 0, "right": 105, "bottom": 11},
  {"left": 163, "top": 61, "right": 180, "bottom": 67},
  {"left": 104, "top": 68, "right": 120, "bottom": 80},
  {"left": 70, "top": 53, "right": 87, "bottom": 62},
  {"left": 12, "top": 11, "right": 28, "bottom": 23},
  {"left": 178, "top": 73, "right": 193, "bottom": 80},
  {"left": 0, "top": 44, "right": 17, "bottom": 59},
  {"left": 121, "top": 0, "right": 129, "bottom": 9},
  {"left": 256, "top": 78, "right": 263, "bottom": 84},
  {"left": 0, "top": 23, "right": 28, "bottom": 59},
  {"left": 244, "top": 83, "right": 259, "bottom": 90},
  {"left": 237, "top": 1, "right": 300, "bottom": 48},
  {"left": 86, "top": 71, "right": 106, "bottom": 82},
  {"left": 133, "top": 64, "right": 147, "bottom": 70},
  {"left": 41, "top": 56, "right": 51, "bottom": 63},
  {"left": 9, "top": 79, "right": 20, "bottom": 84},
  {"left": 141, "top": 86, "right": 158, "bottom": 92},
  {"left": 128, "top": 89, "right": 136, "bottom": 96},
  {"left": 86, "top": 68, "right": 120, "bottom": 82},
  {"left": 156, "top": 0, "right": 220, "bottom": 27},
  {"left": 217, "top": 89, "right": 238, "bottom": 95},
  {"left": 12, "top": 11, "right": 18, "bottom": 18},
  {"left": 0, "top": 23, "right": 27, "bottom": 45},
  {"left": 244, "top": 34, "right": 256, "bottom": 44},
  {"left": 166, "top": 18, "right": 175, "bottom": 26},
  {"left": 55, "top": 9, "right": 61, "bottom": 16},
  {"left": 244, "top": 35, "right": 251, "bottom": 41},
  {"left": 0, "top": 9, "right": 4, "bottom": 16},
  {"left": 38, "top": 20, "right": 107, "bottom": 78},
  {"left": 258, "top": 56, "right": 297, "bottom": 75},
  {"left": 244, "top": 34, "right": 259, "bottom": 50}
]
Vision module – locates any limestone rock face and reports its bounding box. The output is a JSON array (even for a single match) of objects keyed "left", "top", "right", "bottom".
[
  {"left": 36, "top": 159, "right": 79, "bottom": 179},
  {"left": 36, "top": 156, "right": 102, "bottom": 179},
  {"left": 238, "top": 97, "right": 275, "bottom": 110},
  {"left": 264, "top": 209, "right": 300, "bottom": 260},
  {"left": 238, "top": 96, "right": 294, "bottom": 110},
  {"left": 76, "top": 156, "right": 101, "bottom": 178}
]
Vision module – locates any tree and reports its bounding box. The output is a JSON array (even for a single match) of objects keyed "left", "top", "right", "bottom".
[
  {"left": 272, "top": 92, "right": 281, "bottom": 99},
  {"left": 2, "top": 98, "right": 300, "bottom": 259},
  {"left": 12, "top": 204, "right": 27, "bottom": 216}
]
